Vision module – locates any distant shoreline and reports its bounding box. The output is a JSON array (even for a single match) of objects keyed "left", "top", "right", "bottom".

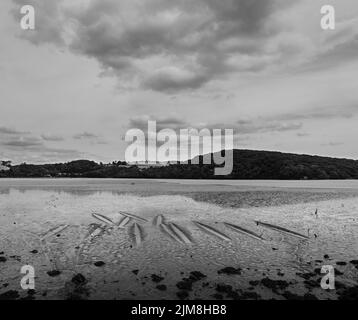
[{"left": 2, "top": 149, "right": 358, "bottom": 179}]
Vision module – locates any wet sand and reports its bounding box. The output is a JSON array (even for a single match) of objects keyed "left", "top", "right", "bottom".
[{"left": 0, "top": 179, "right": 358, "bottom": 300}]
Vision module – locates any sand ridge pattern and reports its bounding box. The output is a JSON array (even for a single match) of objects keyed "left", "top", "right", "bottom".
[
  {"left": 87, "top": 212, "right": 309, "bottom": 247},
  {"left": 27, "top": 212, "right": 311, "bottom": 267}
]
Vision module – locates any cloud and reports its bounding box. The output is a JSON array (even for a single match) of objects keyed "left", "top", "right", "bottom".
[
  {"left": 321, "top": 141, "right": 344, "bottom": 147},
  {"left": 0, "top": 126, "right": 28, "bottom": 135},
  {"left": 41, "top": 133, "right": 65, "bottom": 141},
  {"left": 73, "top": 132, "right": 98, "bottom": 140},
  {"left": 12, "top": 0, "right": 65, "bottom": 46},
  {"left": 232, "top": 119, "right": 302, "bottom": 134},
  {"left": 128, "top": 114, "right": 302, "bottom": 136},
  {"left": 37, "top": 147, "right": 84, "bottom": 159},
  {"left": 297, "top": 132, "right": 309, "bottom": 137},
  {"left": 2, "top": 136, "right": 43, "bottom": 147},
  {"left": 301, "top": 17, "right": 358, "bottom": 72},
  {"left": 129, "top": 115, "right": 187, "bottom": 132},
  {"left": 143, "top": 67, "right": 210, "bottom": 93},
  {"left": 276, "top": 103, "right": 358, "bottom": 122},
  {"left": 12, "top": 0, "right": 303, "bottom": 93}
]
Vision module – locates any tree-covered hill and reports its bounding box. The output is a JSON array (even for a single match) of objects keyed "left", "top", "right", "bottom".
[{"left": 1, "top": 150, "right": 358, "bottom": 179}]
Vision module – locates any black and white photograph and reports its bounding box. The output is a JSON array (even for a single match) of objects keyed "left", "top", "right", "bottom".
[{"left": 1, "top": 0, "right": 358, "bottom": 307}]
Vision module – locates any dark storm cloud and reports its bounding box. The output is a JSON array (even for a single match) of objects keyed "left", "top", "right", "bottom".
[{"left": 12, "top": 0, "right": 299, "bottom": 93}]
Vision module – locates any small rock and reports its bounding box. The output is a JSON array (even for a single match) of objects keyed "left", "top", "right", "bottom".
[
  {"left": 336, "top": 261, "right": 347, "bottom": 266},
  {"left": 335, "top": 268, "right": 344, "bottom": 276},
  {"left": 47, "top": 270, "right": 61, "bottom": 277},
  {"left": 277, "top": 271, "right": 285, "bottom": 277},
  {"left": 215, "top": 284, "right": 240, "bottom": 299},
  {"left": 323, "top": 254, "right": 330, "bottom": 259},
  {"left": 71, "top": 273, "right": 87, "bottom": 286},
  {"left": 176, "top": 279, "right": 193, "bottom": 291},
  {"left": 0, "top": 257, "right": 7, "bottom": 263},
  {"left": 0, "top": 290, "right": 19, "bottom": 300},
  {"left": 176, "top": 291, "right": 189, "bottom": 300},
  {"left": 241, "top": 291, "right": 260, "bottom": 300},
  {"left": 314, "top": 268, "right": 321, "bottom": 274},
  {"left": 261, "top": 278, "right": 289, "bottom": 292},
  {"left": 151, "top": 274, "right": 164, "bottom": 283},
  {"left": 132, "top": 270, "right": 139, "bottom": 275},
  {"left": 212, "top": 293, "right": 223, "bottom": 300},
  {"left": 189, "top": 271, "right": 207, "bottom": 281},
  {"left": 10, "top": 255, "right": 21, "bottom": 262},
  {"left": 315, "top": 260, "right": 323, "bottom": 263},
  {"left": 303, "top": 293, "right": 318, "bottom": 300},
  {"left": 282, "top": 291, "right": 303, "bottom": 300},
  {"left": 156, "top": 285, "right": 167, "bottom": 291},
  {"left": 349, "top": 260, "right": 358, "bottom": 269},
  {"left": 216, "top": 284, "right": 233, "bottom": 293},
  {"left": 338, "top": 286, "right": 358, "bottom": 300},
  {"left": 217, "top": 267, "right": 242, "bottom": 275},
  {"left": 30, "top": 250, "right": 38, "bottom": 254},
  {"left": 94, "top": 261, "right": 105, "bottom": 267},
  {"left": 27, "top": 289, "right": 36, "bottom": 296}
]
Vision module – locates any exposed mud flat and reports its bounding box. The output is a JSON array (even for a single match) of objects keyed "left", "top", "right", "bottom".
[{"left": 0, "top": 179, "right": 358, "bottom": 300}]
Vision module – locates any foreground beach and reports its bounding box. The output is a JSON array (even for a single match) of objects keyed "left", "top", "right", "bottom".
[{"left": 1, "top": 179, "right": 358, "bottom": 300}]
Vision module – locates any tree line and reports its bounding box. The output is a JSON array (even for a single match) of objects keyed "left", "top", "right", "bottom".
[{"left": 1, "top": 149, "right": 358, "bottom": 179}]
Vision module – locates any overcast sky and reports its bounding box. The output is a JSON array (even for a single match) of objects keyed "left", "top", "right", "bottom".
[{"left": 1, "top": 0, "right": 358, "bottom": 164}]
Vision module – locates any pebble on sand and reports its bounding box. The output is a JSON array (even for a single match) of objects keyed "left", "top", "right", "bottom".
[
  {"left": 0, "top": 290, "right": 20, "bottom": 300},
  {"left": 151, "top": 274, "right": 164, "bottom": 283},
  {"left": 217, "top": 267, "right": 242, "bottom": 275},
  {"left": 71, "top": 274, "right": 87, "bottom": 286},
  {"left": 261, "top": 278, "right": 290, "bottom": 291},
  {"left": 176, "top": 279, "right": 193, "bottom": 291},
  {"left": 47, "top": 270, "right": 61, "bottom": 277},
  {"left": 156, "top": 285, "right": 167, "bottom": 291},
  {"left": 189, "top": 271, "right": 207, "bottom": 281},
  {"left": 176, "top": 291, "right": 189, "bottom": 300},
  {"left": 212, "top": 293, "right": 223, "bottom": 300}
]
